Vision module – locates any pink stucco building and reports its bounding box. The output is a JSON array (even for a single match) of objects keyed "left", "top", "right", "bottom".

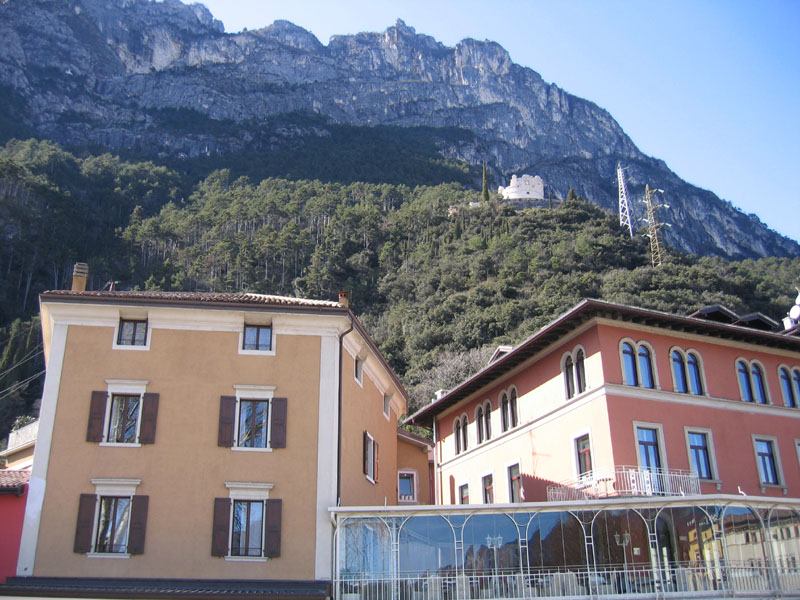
[{"left": 409, "top": 300, "right": 800, "bottom": 506}]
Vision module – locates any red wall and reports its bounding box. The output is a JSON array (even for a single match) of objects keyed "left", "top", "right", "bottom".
[{"left": 0, "top": 487, "right": 27, "bottom": 582}]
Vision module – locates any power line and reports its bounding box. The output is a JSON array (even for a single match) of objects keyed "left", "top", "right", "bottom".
[
  {"left": 0, "top": 346, "right": 44, "bottom": 380},
  {"left": 0, "top": 370, "right": 45, "bottom": 403}
]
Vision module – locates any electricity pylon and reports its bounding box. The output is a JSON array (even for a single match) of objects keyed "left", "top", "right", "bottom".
[
  {"left": 643, "top": 185, "right": 668, "bottom": 267},
  {"left": 617, "top": 163, "right": 633, "bottom": 238}
]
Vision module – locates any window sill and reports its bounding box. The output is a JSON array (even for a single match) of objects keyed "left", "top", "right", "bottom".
[
  {"left": 111, "top": 343, "right": 150, "bottom": 351},
  {"left": 759, "top": 483, "right": 789, "bottom": 495},
  {"left": 365, "top": 475, "right": 376, "bottom": 485},
  {"left": 100, "top": 442, "right": 142, "bottom": 448},
  {"left": 238, "top": 348, "right": 276, "bottom": 357},
  {"left": 232, "top": 446, "right": 272, "bottom": 452},
  {"left": 225, "top": 556, "right": 267, "bottom": 562},
  {"left": 398, "top": 498, "right": 417, "bottom": 504},
  {"left": 87, "top": 552, "right": 130, "bottom": 559}
]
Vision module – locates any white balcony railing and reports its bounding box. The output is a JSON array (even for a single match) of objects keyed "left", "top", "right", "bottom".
[
  {"left": 335, "top": 562, "right": 800, "bottom": 599},
  {"left": 546, "top": 466, "right": 701, "bottom": 502}
]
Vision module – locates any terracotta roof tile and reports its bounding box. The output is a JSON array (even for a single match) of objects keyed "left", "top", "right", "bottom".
[
  {"left": 0, "top": 469, "right": 31, "bottom": 488},
  {"left": 40, "top": 290, "right": 343, "bottom": 308}
]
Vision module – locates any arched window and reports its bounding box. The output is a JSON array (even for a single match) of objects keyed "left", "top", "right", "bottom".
[
  {"left": 738, "top": 360, "right": 755, "bottom": 402},
  {"left": 638, "top": 345, "right": 655, "bottom": 389},
  {"left": 461, "top": 416, "right": 468, "bottom": 452},
  {"left": 454, "top": 419, "right": 462, "bottom": 454},
  {"left": 752, "top": 364, "right": 768, "bottom": 404},
  {"left": 794, "top": 369, "right": 800, "bottom": 405},
  {"left": 483, "top": 401, "right": 492, "bottom": 441},
  {"left": 687, "top": 352, "right": 704, "bottom": 395},
  {"left": 575, "top": 349, "right": 586, "bottom": 393},
  {"left": 564, "top": 356, "right": 575, "bottom": 399},
  {"left": 475, "top": 407, "right": 484, "bottom": 444},
  {"left": 672, "top": 350, "right": 688, "bottom": 393},
  {"left": 500, "top": 392, "right": 509, "bottom": 432},
  {"left": 779, "top": 368, "right": 797, "bottom": 408},
  {"left": 509, "top": 387, "right": 518, "bottom": 428},
  {"left": 621, "top": 342, "right": 638, "bottom": 386}
]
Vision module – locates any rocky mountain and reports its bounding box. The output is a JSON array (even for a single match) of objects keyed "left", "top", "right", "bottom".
[{"left": 1, "top": 0, "right": 797, "bottom": 259}]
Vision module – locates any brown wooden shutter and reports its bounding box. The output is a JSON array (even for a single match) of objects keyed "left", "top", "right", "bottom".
[
  {"left": 264, "top": 498, "right": 282, "bottom": 558},
  {"left": 139, "top": 393, "right": 159, "bottom": 444},
  {"left": 374, "top": 440, "right": 379, "bottom": 482},
  {"left": 270, "top": 397, "right": 287, "bottom": 448},
  {"left": 363, "top": 431, "right": 368, "bottom": 474},
  {"left": 211, "top": 497, "right": 231, "bottom": 556},
  {"left": 74, "top": 494, "right": 96, "bottom": 553},
  {"left": 218, "top": 396, "right": 236, "bottom": 447},
  {"left": 86, "top": 391, "right": 107, "bottom": 442},
  {"left": 128, "top": 495, "right": 149, "bottom": 554}
]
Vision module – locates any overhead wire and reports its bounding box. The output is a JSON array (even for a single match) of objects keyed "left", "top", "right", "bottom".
[{"left": 0, "top": 370, "right": 45, "bottom": 402}]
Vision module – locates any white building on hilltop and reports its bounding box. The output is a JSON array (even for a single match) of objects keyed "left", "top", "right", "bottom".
[{"left": 498, "top": 174, "right": 545, "bottom": 200}]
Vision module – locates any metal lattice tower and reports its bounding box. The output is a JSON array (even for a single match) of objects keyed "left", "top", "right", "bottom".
[
  {"left": 617, "top": 163, "right": 633, "bottom": 237},
  {"left": 643, "top": 184, "right": 667, "bottom": 267}
]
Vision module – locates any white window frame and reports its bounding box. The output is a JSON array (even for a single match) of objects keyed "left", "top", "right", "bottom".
[
  {"left": 751, "top": 435, "right": 785, "bottom": 491},
  {"left": 683, "top": 426, "right": 720, "bottom": 485},
  {"left": 397, "top": 469, "right": 418, "bottom": 504},
  {"left": 619, "top": 338, "right": 660, "bottom": 389},
  {"left": 365, "top": 431, "right": 376, "bottom": 483},
  {"left": 224, "top": 481, "right": 274, "bottom": 562},
  {"left": 571, "top": 429, "right": 593, "bottom": 480},
  {"left": 458, "top": 483, "right": 470, "bottom": 505},
  {"left": 354, "top": 356, "right": 364, "bottom": 387},
  {"left": 632, "top": 421, "right": 668, "bottom": 471},
  {"left": 777, "top": 364, "right": 800, "bottom": 407},
  {"left": 736, "top": 358, "right": 771, "bottom": 404},
  {"left": 685, "top": 350, "right": 707, "bottom": 396},
  {"left": 383, "top": 394, "right": 391, "bottom": 419},
  {"left": 481, "top": 471, "right": 494, "bottom": 504},
  {"left": 238, "top": 322, "right": 276, "bottom": 356},
  {"left": 506, "top": 461, "right": 522, "bottom": 503},
  {"left": 100, "top": 380, "right": 148, "bottom": 447},
  {"left": 112, "top": 317, "right": 151, "bottom": 351},
  {"left": 87, "top": 478, "right": 141, "bottom": 559},
  {"left": 562, "top": 345, "right": 588, "bottom": 400},
  {"left": 232, "top": 385, "right": 275, "bottom": 452}
]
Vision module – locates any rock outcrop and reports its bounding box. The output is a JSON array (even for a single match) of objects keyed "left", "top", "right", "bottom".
[{"left": 1, "top": 0, "right": 797, "bottom": 259}]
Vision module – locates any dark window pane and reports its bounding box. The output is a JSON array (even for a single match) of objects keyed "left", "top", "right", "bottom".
[
  {"left": 688, "top": 432, "right": 712, "bottom": 479},
  {"left": 622, "top": 343, "right": 638, "bottom": 386},
  {"left": 108, "top": 395, "right": 140, "bottom": 443},
  {"left": 638, "top": 346, "right": 654, "bottom": 388},
  {"left": 238, "top": 400, "right": 268, "bottom": 448},
  {"left": 575, "top": 350, "right": 586, "bottom": 393},
  {"left": 687, "top": 353, "right": 704, "bottom": 395},
  {"left": 96, "top": 496, "right": 131, "bottom": 553},
  {"left": 738, "top": 361, "right": 754, "bottom": 402},
  {"left": 779, "top": 368, "right": 796, "bottom": 408},
  {"left": 672, "top": 350, "right": 688, "bottom": 393},
  {"left": 564, "top": 356, "right": 575, "bottom": 399},
  {"left": 752, "top": 365, "right": 768, "bottom": 404}
]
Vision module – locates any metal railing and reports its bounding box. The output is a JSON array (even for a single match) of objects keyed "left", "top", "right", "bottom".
[
  {"left": 335, "top": 562, "right": 800, "bottom": 599},
  {"left": 546, "top": 466, "right": 700, "bottom": 502}
]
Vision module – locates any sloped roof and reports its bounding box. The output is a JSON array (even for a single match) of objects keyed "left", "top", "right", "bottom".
[
  {"left": 407, "top": 299, "right": 800, "bottom": 427},
  {"left": 40, "top": 290, "right": 342, "bottom": 309},
  {"left": 0, "top": 469, "right": 30, "bottom": 491}
]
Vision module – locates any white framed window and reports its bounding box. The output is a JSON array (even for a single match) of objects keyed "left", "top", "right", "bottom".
[
  {"left": 112, "top": 317, "right": 150, "bottom": 350},
  {"left": 574, "top": 432, "right": 593, "bottom": 478},
  {"left": 562, "top": 346, "right": 587, "bottom": 399},
  {"left": 670, "top": 347, "right": 706, "bottom": 395},
  {"left": 398, "top": 470, "right": 417, "bottom": 503},
  {"left": 508, "top": 463, "right": 522, "bottom": 503},
  {"left": 458, "top": 484, "right": 469, "bottom": 505},
  {"left": 101, "top": 380, "right": 148, "bottom": 447},
  {"left": 684, "top": 427, "right": 719, "bottom": 482},
  {"left": 620, "top": 339, "right": 658, "bottom": 389},
  {"left": 383, "top": 394, "right": 391, "bottom": 419},
  {"left": 778, "top": 365, "right": 800, "bottom": 408},
  {"left": 454, "top": 414, "right": 469, "bottom": 455},
  {"left": 233, "top": 385, "right": 275, "bottom": 451},
  {"left": 224, "top": 482, "right": 274, "bottom": 562},
  {"left": 239, "top": 323, "right": 276, "bottom": 356},
  {"left": 87, "top": 478, "right": 141, "bottom": 558},
  {"left": 500, "top": 386, "right": 519, "bottom": 432},
  {"left": 737, "top": 359, "right": 770, "bottom": 404},
  {"left": 633, "top": 421, "right": 668, "bottom": 471},
  {"left": 363, "top": 431, "right": 378, "bottom": 483},
  {"left": 752, "top": 435, "right": 784, "bottom": 488},
  {"left": 354, "top": 356, "right": 364, "bottom": 386},
  {"left": 475, "top": 401, "right": 492, "bottom": 444}
]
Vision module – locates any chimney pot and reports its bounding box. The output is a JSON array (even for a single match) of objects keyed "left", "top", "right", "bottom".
[
  {"left": 338, "top": 291, "right": 350, "bottom": 308},
  {"left": 71, "top": 262, "right": 89, "bottom": 292}
]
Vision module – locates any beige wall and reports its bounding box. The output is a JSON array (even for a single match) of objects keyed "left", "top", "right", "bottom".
[
  {"left": 339, "top": 350, "right": 400, "bottom": 506},
  {"left": 397, "top": 437, "right": 432, "bottom": 505},
  {"left": 35, "top": 322, "right": 322, "bottom": 580}
]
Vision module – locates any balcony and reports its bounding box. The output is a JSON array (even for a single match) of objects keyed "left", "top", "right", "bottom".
[{"left": 546, "top": 466, "right": 700, "bottom": 502}]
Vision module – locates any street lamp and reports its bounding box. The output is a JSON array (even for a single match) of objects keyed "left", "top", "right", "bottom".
[{"left": 486, "top": 535, "right": 503, "bottom": 593}]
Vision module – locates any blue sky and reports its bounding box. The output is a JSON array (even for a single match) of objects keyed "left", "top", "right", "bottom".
[{"left": 197, "top": 0, "right": 800, "bottom": 244}]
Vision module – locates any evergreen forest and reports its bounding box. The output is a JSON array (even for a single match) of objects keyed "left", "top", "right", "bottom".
[{"left": 1, "top": 137, "right": 799, "bottom": 446}]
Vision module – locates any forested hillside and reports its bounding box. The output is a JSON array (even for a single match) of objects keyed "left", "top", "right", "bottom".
[{"left": 1, "top": 138, "right": 799, "bottom": 445}]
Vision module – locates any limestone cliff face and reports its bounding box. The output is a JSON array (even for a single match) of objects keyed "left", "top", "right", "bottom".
[{"left": 1, "top": 0, "right": 797, "bottom": 259}]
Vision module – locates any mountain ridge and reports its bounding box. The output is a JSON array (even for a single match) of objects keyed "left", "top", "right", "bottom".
[{"left": 0, "top": 0, "right": 797, "bottom": 259}]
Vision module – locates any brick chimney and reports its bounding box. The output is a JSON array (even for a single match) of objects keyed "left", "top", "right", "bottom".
[
  {"left": 338, "top": 291, "right": 350, "bottom": 308},
  {"left": 71, "top": 262, "right": 89, "bottom": 292}
]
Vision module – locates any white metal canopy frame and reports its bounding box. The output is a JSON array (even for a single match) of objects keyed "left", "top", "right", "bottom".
[{"left": 331, "top": 495, "right": 800, "bottom": 599}]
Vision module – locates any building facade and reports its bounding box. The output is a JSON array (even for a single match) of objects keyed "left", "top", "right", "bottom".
[
  {"left": 409, "top": 300, "right": 800, "bottom": 507},
  {"left": 8, "top": 288, "right": 427, "bottom": 597}
]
